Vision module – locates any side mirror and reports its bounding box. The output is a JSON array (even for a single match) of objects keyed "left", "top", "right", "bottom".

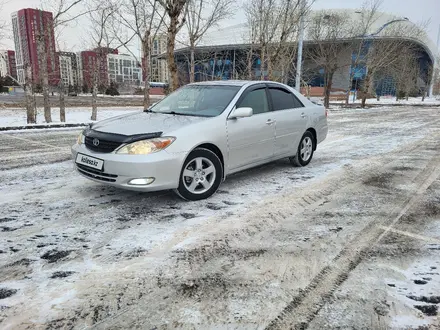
[{"left": 229, "top": 107, "right": 253, "bottom": 119}]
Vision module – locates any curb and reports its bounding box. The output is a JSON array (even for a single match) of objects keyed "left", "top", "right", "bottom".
[
  {"left": 328, "top": 103, "right": 440, "bottom": 108},
  {"left": 0, "top": 123, "right": 89, "bottom": 132}
]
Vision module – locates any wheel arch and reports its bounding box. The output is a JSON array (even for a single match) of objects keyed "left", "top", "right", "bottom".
[
  {"left": 306, "top": 127, "right": 317, "bottom": 151},
  {"left": 190, "top": 143, "right": 225, "bottom": 178}
]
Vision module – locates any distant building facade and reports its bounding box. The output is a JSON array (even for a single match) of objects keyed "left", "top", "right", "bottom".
[
  {"left": 170, "top": 10, "right": 437, "bottom": 96},
  {"left": 0, "top": 50, "right": 18, "bottom": 80},
  {"left": 58, "top": 51, "right": 79, "bottom": 88},
  {"left": 149, "top": 34, "right": 169, "bottom": 83},
  {"left": 108, "top": 53, "right": 142, "bottom": 86},
  {"left": 11, "top": 8, "right": 59, "bottom": 86},
  {"left": 80, "top": 50, "right": 111, "bottom": 90}
]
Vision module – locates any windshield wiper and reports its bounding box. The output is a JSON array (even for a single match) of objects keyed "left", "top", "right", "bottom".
[
  {"left": 143, "top": 108, "right": 155, "bottom": 113},
  {"left": 166, "top": 111, "right": 193, "bottom": 116}
]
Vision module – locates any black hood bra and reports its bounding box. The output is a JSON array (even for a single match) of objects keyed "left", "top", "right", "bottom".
[{"left": 84, "top": 127, "right": 163, "bottom": 144}]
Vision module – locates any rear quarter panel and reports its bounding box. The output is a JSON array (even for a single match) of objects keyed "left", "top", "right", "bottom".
[{"left": 288, "top": 87, "right": 328, "bottom": 145}]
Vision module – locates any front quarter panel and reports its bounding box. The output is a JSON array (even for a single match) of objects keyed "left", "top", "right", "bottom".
[{"left": 164, "top": 116, "right": 228, "bottom": 168}]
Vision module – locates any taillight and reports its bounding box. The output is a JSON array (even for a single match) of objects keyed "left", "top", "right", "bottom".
[{"left": 325, "top": 108, "right": 328, "bottom": 117}]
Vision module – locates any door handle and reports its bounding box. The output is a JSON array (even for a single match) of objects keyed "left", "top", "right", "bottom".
[
  {"left": 301, "top": 112, "right": 306, "bottom": 118},
  {"left": 266, "top": 119, "right": 275, "bottom": 125}
]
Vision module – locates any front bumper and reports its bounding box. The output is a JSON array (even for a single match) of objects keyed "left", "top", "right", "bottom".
[{"left": 71, "top": 143, "right": 188, "bottom": 192}]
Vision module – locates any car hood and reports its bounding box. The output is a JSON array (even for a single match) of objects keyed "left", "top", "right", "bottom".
[{"left": 91, "top": 111, "right": 210, "bottom": 136}]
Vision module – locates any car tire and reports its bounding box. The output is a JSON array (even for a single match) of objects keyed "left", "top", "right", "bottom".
[
  {"left": 290, "top": 131, "right": 315, "bottom": 167},
  {"left": 175, "top": 148, "right": 223, "bottom": 201}
]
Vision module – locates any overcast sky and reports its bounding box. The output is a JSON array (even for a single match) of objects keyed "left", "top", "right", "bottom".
[{"left": 1, "top": 0, "right": 439, "bottom": 54}]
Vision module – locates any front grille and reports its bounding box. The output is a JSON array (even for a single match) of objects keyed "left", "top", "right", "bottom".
[
  {"left": 76, "top": 164, "right": 118, "bottom": 183},
  {"left": 85, "top": 136, "right": 122, "bottom": 153}
]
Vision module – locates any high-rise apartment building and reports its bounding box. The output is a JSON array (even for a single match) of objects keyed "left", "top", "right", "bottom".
[
  {"left": 79, "top": 48, "right": 117, "bottom": 89},
  {"left": 149, "top": 34, "right": 169, "bottom": 82},
  {"left": 58, "top": 51, "right": 79, "bottom": 87},
  {"left": 11, "top": 8, "right": 59, "bottom": 85},
  {"left": 0, "top": 50, "right": 18, "bottom": 80}
]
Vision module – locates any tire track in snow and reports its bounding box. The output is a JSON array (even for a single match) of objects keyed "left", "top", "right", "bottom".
[{"left": 265, "top": 152, "right": 440, "bottom": 330}]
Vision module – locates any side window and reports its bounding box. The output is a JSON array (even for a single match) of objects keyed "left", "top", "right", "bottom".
[
  {"left": 269, "top": 88, "right": 304, "bottom": 110},
  {"left": 237, "top": 88, "right": 269, "bottom": 115}
]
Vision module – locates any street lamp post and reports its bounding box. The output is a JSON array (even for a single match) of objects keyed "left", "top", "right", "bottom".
[{"left": 295, "top": 0, "right": 306, "bottom": 92}]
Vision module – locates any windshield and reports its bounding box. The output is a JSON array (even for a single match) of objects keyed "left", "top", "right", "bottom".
[{"left": 151, "top": 85, "right": 240, "bottom": 117}]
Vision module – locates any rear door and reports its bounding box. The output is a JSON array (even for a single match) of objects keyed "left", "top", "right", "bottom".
[
  {"left": 226, "top": 85, "right": 275, "bottom": 171},
  {"left": 268, "top": 85, "right": 307, "bottom": 157}
]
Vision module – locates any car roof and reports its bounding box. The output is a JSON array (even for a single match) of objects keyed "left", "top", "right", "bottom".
[{"left": 188, "top": 80, "right": 289, "bottom": 88}]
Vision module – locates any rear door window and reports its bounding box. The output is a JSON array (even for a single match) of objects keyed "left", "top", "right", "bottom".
[{"left": 269, "top": 88, "right": 304, "bottom": 110}]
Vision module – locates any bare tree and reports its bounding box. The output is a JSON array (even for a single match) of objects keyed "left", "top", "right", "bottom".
[
  {"left": 345, "top": 0, "right": 382, "bottom": 104},
  {"left": 244, "top": 0, "right": 312, "bottom": 83},
  {"left": 0, "top": 2, "right": 36, "bottom": 122},
  {"left": 158, "top": 0, "right": 189, "bottom": 91},
  {"left": 307, "top": 11, "right": 353, "bottom": 108},
  {"left": 430, "top": 57, "right": 440, "bottom": 97},
  {"left": 358, "top": 21, "right": 426, "bottom": 107},
  {"left": 35, "top": 13, "right": 55, "bottom": 123},
  {"left": 0, "top": 1, "right": 9, "bottom": 46},
  {"left": 33, "top": 0, "right": 95, "bottom": 123},
  {"left": 88, "top": 1, "right": 118, "bottom": 120},
  {"left": 182, "top": 0, "right": 234, "bottom": 83},
  {"left": 390, "top": 48, "right": 420, "bottom": 101},
  {"left": 114, "top": 0, "right": 166, "bottom": 109}
]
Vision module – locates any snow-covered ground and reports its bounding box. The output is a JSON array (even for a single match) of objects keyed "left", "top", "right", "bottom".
[
  {"left": 1, "top": 105, "right": 440, "bottom": 329},
  {"left": 331, "top": 96, "right": 440, "bottom": 106},
  {"left": 0, "top": 107, "right": 141, "bottom": 128}
]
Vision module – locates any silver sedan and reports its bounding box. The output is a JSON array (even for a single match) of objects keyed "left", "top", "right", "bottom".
[{"left": 72, "top": 81, "right": 328, "bottom": 200}]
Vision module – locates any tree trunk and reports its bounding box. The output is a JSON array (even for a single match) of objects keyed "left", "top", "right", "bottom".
[
  {"left": 189, "top": 39, "right": 195, "bottom": 83},
  {"left": 91, "top": 57, "right": 99, "bottom": 121},
  {"left": 361, "top": 72, "right": 372, "bottom": 108},
  {"left": 260, "top": 48, "right": 265, "bottom": 81},
  {"left": 37, "top": 33, "right": 52, "bottom": 123},
  {"left": 345, "top": 87, "right": 351, "bottom": 105},
  {"left": 422, "top": 91, "right": 425, "bottom": 101},
  {"left": 59, "top": 81, "right": 66, "bottom": 122},
  {"left": 142, "top": 38, "right": 151, "bottom": 110},
  {"left": 247, "top": 46, "right": 253, "bottom": 79},
  {"left": 324, "top": 71, "right": 334, "bottom": 109},
  {"left": 211, "top": 53, "right": 216, "bottom": 80},
  {"left": 267, "top": 54, "right": 272, "bottom": 81},
  {"left": 25, "top": 89, "right": 35, "bottom": 123},
  {"left": 347, "top": 71, "right": 357, "bottom": 104},
  {"left": 167, "top": 18, "right": 179, "bottom": 91},
  {"left": 25, "top": 65, "right": 35, "bottom": 124}
]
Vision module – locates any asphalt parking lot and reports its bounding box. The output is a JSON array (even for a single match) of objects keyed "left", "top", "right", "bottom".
[{"left": 0, "top": 105, "right": 440, "bottom": 329}]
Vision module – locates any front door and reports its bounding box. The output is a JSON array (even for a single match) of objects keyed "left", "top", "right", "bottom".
[{"left": 226, "top": 87, "right": 275, "bottom": 171}]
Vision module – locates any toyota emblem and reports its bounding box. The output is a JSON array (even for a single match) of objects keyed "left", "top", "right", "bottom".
[{"left": 93, "top": 138, "right": 100, "bottom": 146}]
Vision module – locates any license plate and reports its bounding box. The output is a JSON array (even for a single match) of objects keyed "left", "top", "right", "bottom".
[{"left": 76, "top": 153, "right": 104, "bottom": 171}]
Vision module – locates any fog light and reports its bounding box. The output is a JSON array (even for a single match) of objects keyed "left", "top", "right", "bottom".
[{"left": 128, "top": 178, "right": 155, "bottom": 185}]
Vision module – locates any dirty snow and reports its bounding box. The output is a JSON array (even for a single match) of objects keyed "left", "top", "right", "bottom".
[
  {"left": 331, "top": 96, "right": 440, "bottom": 106},
  {"left": 0, "top": 105, "right": 440, "bottom": 329}
]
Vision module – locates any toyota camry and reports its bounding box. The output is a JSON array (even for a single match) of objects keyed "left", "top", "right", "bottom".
[{"left": 72, "top": 80, "right": 328, "bottom": 201}]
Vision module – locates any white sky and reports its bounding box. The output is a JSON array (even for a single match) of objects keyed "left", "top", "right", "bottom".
[{"left": 1, "top": 0, "right": 439, "bottom": 54}]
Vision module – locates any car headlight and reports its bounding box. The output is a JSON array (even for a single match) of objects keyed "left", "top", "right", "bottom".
[
  {"left": 77, "top": 131, "right": 85, "bottom": 145},
  {"left": 116, "top": 137, "right": 176, "bottom": 155}
]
